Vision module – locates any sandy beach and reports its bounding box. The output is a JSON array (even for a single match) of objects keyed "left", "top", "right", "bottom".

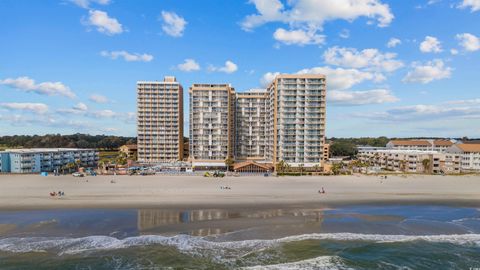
[{"left": 0, "top": 174, "right": 479, "bottom": 210}]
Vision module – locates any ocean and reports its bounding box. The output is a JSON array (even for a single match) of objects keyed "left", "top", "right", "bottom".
[{"left": 0, "top": 205, "right": 479, "bottom": 269}]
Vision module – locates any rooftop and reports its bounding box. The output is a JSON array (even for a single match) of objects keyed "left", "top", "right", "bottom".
[
  {"left": 389, "top": 140, "right": 432, "bottom": 146},
  {"left": 455, "top": 144, "right": 480, "bottom": 153},
  {"left": 2, "top": 148, "right": 96, "bottom": 154}
]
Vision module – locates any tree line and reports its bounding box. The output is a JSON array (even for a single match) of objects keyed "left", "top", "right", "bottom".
[{"left": 0, "top": 134, "right": 136, "bottom": 150}]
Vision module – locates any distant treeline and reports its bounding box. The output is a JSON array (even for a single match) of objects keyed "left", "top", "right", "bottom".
[
  {"left": 0, "top": 134, "right": 136, "bottom": 150},
  {"left": 326, "top": 137, "right": 479, "bottom": 158}
]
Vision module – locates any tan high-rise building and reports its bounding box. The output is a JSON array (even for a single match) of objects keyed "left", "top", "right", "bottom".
[
  {"left": 266, "top": 74, "right": 327, "bottom": 168},
  {"left": 189, "top": 84, "right": 235, "bottom": 168},
  {"left": 137, "top": 76, "right": 184, "bottom": 163},
  {"left": 235, "top": 89, "right": 269, "bottom": 161}
]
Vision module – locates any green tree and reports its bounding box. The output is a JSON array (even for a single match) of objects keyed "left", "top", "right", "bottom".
[
  {"left": 422, "top": 159, "right": 431, "bottom": 173},
  {"left": 332, "top": 163, "right": 342, "bottom": 175},
  {"left": 330, "top": 141, "right": 358, "bottom": 158},
  {"left": 224, "top": 157, "right": 234, "bottom": 171},
  {"left": 276, "top": 160, "right": 287, "bottom": 173},
  {"left": 313, "top": 164, "right": 320, "bottom": 173}
]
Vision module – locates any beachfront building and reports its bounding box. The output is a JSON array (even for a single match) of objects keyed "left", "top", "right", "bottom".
[
  {"left": 386, "top": 139, "right": 455, "bottom": 153},
  {"left": 358, "top": 149, "right": 461, "bottom": 174},
  {"left": 189, "top": 83, "right": 236, "bottom": 169},
  {"left": 235, "top": 89, "right": 269, "bottom": 161},
  {"left": 0, "top": 148, "right": 99, "bottom": 173},
  {"left": 119, "top": 144, "right": 137, "bottom": 159},
  {"left": 447, "top": 144, "right": 480, "bottom": 172},
  {"left": 137, "top": 76, "right": 184, "bottom": 163},
  {"left": 323, "top": 143, "right": 330, "bottom": 162},
  {"left": 265, "top": 74, "right": 327, "bottom": 169}
]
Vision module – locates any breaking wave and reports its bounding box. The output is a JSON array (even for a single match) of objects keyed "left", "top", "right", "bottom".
[{"left": 1, "top": 232, "right": 479, "bottom": 256}]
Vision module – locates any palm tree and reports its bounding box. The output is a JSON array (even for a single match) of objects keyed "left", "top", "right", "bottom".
[
  {"left": 422, "top": 158, "right": 431, "bottom": 174},
  {"left": 224, "top": 157, "right": 234, "bottom": 172},
  {"left": 66, "top": 162, "right": 75, "bottom": 173},
  {"left": 276, "top": 160, "right": 287, "bottom": 173},
  {"left": 75, "top": 159, "right": 82, "bottom": 171},
  {"left": 298, "top": 163, "right": 304, "bottom": 176},
  {"left": 332, "top": 163, "right": 342, "bottom": 175},
  {"left": 399, "top": 160, "right": 407, "bottom": 172}
]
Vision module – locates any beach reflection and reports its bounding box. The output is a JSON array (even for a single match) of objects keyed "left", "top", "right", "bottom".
[{"left": 137, "top": 208, "right": 325, "bottom": 237}]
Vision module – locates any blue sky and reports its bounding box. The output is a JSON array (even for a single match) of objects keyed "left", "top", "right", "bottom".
[{"left": 0, "top": 0, "right": 479, "bottom": 138}]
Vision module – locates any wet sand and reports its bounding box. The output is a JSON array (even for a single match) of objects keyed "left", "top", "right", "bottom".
[{"left": 0, "top": 174, "right": 479, "bottom": 210}]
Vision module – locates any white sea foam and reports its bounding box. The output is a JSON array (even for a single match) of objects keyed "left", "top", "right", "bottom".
[
  {"left": 241, "top": 256, "right": 349, "bottom": 270},
  {"left": 1, "top": 232, "right": 479, "bottom": 256}
]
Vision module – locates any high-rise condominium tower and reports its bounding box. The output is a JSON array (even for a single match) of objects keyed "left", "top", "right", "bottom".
[
  {"left": 189, "top": 84, "right": 235, "bottom": 168},
  {"left": 235, "top": 89, "right": 269, "bottom": 161},
  {"left": 266, "top": 74, "right": 327, "bottom": 167},
  {"left": 137, "top": 76, "right": 184, "bottom": 163}
]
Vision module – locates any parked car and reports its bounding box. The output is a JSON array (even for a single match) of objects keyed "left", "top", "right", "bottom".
[{"left": 72, "top": 172, "right": 84, "bottom": 177}]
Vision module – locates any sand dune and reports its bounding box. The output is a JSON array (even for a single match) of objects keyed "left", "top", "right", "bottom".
[{"left": 0, "top": 174, "right": 479, "bottom": 210}]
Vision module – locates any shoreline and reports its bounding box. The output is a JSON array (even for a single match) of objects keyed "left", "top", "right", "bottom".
[{"left": 0, "top": 174, "right": 479, "bottom": 211}]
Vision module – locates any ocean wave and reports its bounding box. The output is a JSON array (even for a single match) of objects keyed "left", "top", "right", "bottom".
[
  {"left": 241, "top": 256, "right": 349, "bottom": 270},
  {"left": 1, "top": 232, "right": 479, "bottom": 256}
]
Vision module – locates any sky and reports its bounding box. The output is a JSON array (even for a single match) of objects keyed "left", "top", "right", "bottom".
[{"left": 0, "top": 0, "right": 479, "bottom": 138}]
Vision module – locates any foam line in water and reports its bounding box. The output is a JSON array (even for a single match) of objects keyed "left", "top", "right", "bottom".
[
  {"left": 0, "top": 233, "right": 479, "bottom": 255},
  {"left": 241, "top": 256, "right": 349, "bottom": 270}
]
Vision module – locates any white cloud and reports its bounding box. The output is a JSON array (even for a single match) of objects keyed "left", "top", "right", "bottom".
[
  {"left": 57, "top": 102, "right": 88, "bottom": 114},
  {"left": 323, "top": 46, "right": 404, "bottom": 72},
  {"left": 100, "top": 50, "right": 153, "bottom": 62},
  {"left": 273, "top": 28, "right": 325, "bottom": 45},
  {"left": 297, "top": 66, "right": 385, "bottom": 90},
  {"left": 458, "top": 0, "right": 480, "bottom": 12},
  {"left": 456, "top": 33, "right": 480, "bottom": 52},
  {"left": 177, "top": 59, "right": 201, "bottom": 72},
  {"left": 70, "top": 0, "right": 111, "bottom": 9},
  {"left": 242, "top": 0, "right": 393, "bottom": 45},
  {"left": 446, "top": 98, "right": 480, "bottom": 105},
  {"left": 0, "top": 76, "right": 76, "bottom": 98},
  {"left": 209, "top": 60, "right": 238, "bottom": 74},
  {"left": 387, "top": 37, "right": 401, "bottom": 48},
  {"left": 160, "top": 11, "right": 187, "bottom": 37},
  {"left": 89, "top": 94, "right": 109, "bottom": 104},
  {"left": 73, "top": 102, "right": 88, "bottom": 111},
  {"left": 0, "top": 102, "right": 49, "bottom": 114},
  {"left": 242, "top": 0, "right": 393, "bottom": 29},
  {"left": 260, "top": 72, "right": 281, "bottom": 87},
  {"left": 419, "top": 36, "right": 443, "bottom": 53},
  {"left": 354, "top": 99, "right": 480, "bottom": 122},
  {"left": 329, "top": 89, "right": 399, "bottom": 105},
  {"left": 403, "top": 59, "right": 452, "bottom": 84},
  {"left": 85, "top": 10, "right": 123, "bottom": 35},
  {"left": 92, "top": 109, "right": 117, "bottom": 118},
  {"left": 450, "top": 48, "right": 459, "bottom": 55}
]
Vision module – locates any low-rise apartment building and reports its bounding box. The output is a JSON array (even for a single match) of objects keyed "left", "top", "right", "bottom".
[
  {"left": 0, "top": 148, "right": 99, "bottom": 173},
  {"left": 447, "top": 144, "right": 480, "bottom": 172},
  {"left": 358, "top": 149, "right": 461, "bottom": 174},
  {"left": 386, "top": 139, "right": 455, "bottom": 153}
]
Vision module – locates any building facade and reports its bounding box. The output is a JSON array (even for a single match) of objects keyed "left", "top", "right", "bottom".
[
  {"left": 119, "top": 144, "right": 137, "bottom": 159},
  {"left": 137, "top": 76, "right": 184, "bottom": 163},
  {"left": 358, "top": 149, "right": 461, "bottom": 174},
  {"left": 189, "top": 83, "right": 235, "bottom": 168},
  {"left": 447, "top": 144, "right": 480, "bottom": 172},
  {"left": 386, "top": 139, "right": 455, "bottom": 153},
  {"left": 235, "top": 89, "right": 269, "bottom": 161},
  {"left": 266, "top": 74, "right": 327, "bottom": 168},
  {"left": 0, "top": 148, "right": 98, "bottom": 173}
]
